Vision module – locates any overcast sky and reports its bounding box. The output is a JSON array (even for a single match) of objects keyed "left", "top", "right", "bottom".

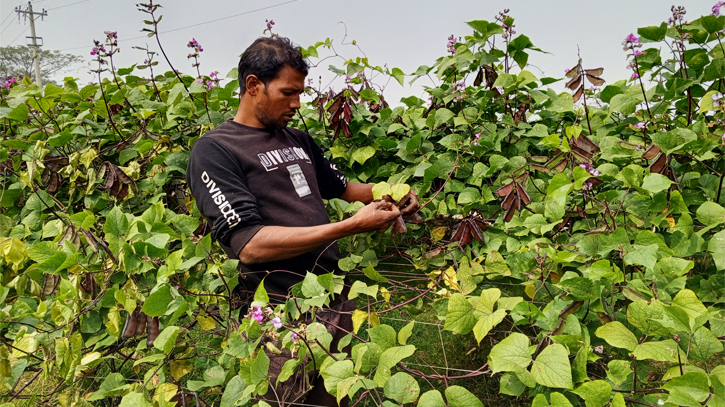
[{"left": 0, "top": 0, "right": 715, "bottom": 104}]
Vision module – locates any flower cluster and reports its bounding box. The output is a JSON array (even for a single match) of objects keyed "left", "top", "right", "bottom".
[
  {"left": 446, "top": 35, "right": 458, "bottom": 54},
  {"left": 669, "top": 5, "right": 686, "bottom": 25},
  {"left": 3, "top": 77, "right": 17, "bottom": 89},
  {"left": 579, "top": 162, "right": 600, "bottom": 177},
  {"left": 197, "top": 71, "right": 220, "bottom": 90},
  {"left": 247, "top": 305, "right": 283, "bottom": 329},
  {"left": 713, "top": 92, "right": 723, "bottom": 108},
  {"left": 187, "top": 38, "right": 203, "bottom": 54},
  {"left": 452, "top": 81, "right": 466, "bottom": 103},
  {"left": 494, "top": 9, "right": 515, "bottom": 40},
  {"left": 714, "top": 2, "right": 725, "bottom": 16},
  {"left": 634, "top": 123, "right": 645, "bottom": 130},
  {"left": 263, "top": 19, "right": 275, "bottom": 35},
  {"left": 472, "top": 132, "right": 481, "bottom": 146},
  {"left": 622, "top": 33, "right": 643, "bottom": 81},
  {"left": 90, "top": 40, "right": 107, "bottom": 57}
]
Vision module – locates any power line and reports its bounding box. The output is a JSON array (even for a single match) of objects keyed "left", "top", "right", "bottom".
[
  {"left": 0, "top": 12, "right": 14, "bottom": 28},
  {"left": 8, "top": 26, "right": 29, "bottom": 46},
  {"left": 0, "top": 19, "right": 17, "bottom": 37},
  {"left": 47, "top": 0, "right": 91, "bottom": 11},
  {"left": 59, "top": 0, "right": 298, "bottom": 52}
]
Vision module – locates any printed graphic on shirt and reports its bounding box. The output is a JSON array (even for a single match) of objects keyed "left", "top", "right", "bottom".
[
  {"left": 330, "top": 163, "right": 348, "bottom": 188},
  {"left": 287, "top": 164, "right": 312, "bottom": 197},
  {"left": 200, "top": 171, "right": 242, "bottom": 228},
  {"left": 258, "top": 147, "right": 311, "bottom": 171}
]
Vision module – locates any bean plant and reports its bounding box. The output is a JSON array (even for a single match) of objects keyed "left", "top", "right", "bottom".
[{"left": 0, "top": 2, "right": 723, "bottom": 406}]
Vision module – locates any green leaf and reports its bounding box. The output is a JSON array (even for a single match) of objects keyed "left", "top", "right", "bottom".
[
  {"left": 384, "top": 372, "right": 419, "bottom": 404},
  {"left": 488, "top": 332, "right": 531, "bottom": 373},
  {"left": 672, "top": 289, "right": 708, "bottom": 322},
  {"left": 472, "top": 309, "right": 506, "bottom": 344},
  {"left": 390, "top": 67, "right": 405, "bottom": 86},
  {"left": 709, "top": 230, "right": 725, "bottom": 270},
  {"left": 696, "top": 201, "right": 725, "bottom": 226},
  {"left": 595, "top": 322, "right": 638, "bottom": 351},
  {"left": 141, "top": 285, "right": 172, "bottom": 317},
  {"left": 434, "top": 108, "right": 455, "bottom": 127},
  {"left": 637, "top": 22, "right": 667, "bottom": 41},
  {"left": 390, "top": 184, "right": 410, "bottom": 201},
  {"left": 572, "top": 380, "right": 612, "bottom": 407},
  {"left": 398, "top": 321, "right": 415, "bottom": 345},
  {"left": 443, "top": 293, "right": 476, "bottom": 334},
  {"left": 153, "top": 326, "right": 179, "bottom": 354},
  {"left": 351, "top": 146, "right": 376, "bottom": 165},
  {"left": 531, "top": 344, "right": 573, "bottom": 389},
  {"left": 623, "top": 244, "right": 658, "bottom": 271},
  {"left": 418, "top": 390, "right": 446, "bottom": 407},
  {"left": 689, "top": 326, "right": 723, "bottom": 362},
  {"left": 371, "top": 182, "right": 392, "bottom": 199},
  {"left": 662, "top": 372, "right": 711, "bottom": 403},
  {"left": 641, "top": 173, "right": 673, "bottom": 194},
  {"left": 119, "top": 393, "right": 151, "bottom": 407},
  {"left": 445, "top": 385, "right": 483, "bottom": 407},
  {"left": 220, "top": 375, "right": 249, "bottom": 407},
  {"left": 700, "top": 15, "right": 725, "bottom": 34},
  {"left": 321, "top": 360, "right": 354, "bottom": 396},
  {"left": 651, "top": 128, "right": 696, "bottom": 154},
  {"left": 632, "top": 339, "right": 682, "bottom": 362},
  {"left": 373, "top": 345, "right": 416, "bottom": 386},
  {"left": 7, "top": 104, "right": 29, "bottom": 122},
  {"left": 104, "top": 206, "right": 129, "bottom": 236},
  {"left": 348, "top": 281, "right": 377, "bottom": 300}
]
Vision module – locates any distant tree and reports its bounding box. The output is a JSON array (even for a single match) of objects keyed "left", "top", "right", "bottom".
[{"left": 0, "top": 45, "right": 83, "bottom": 85}]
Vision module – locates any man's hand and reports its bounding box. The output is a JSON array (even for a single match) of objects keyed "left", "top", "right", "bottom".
[
  {"left": 348, "top": 200, "right": 401, "bottom": 234},
  {"left": 396, "top": 190, "right": 421, "bottom": 219}
]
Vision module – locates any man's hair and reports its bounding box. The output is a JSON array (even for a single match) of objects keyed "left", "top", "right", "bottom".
[{"left": 237, "top": 36, "right": 309, "bottom": 94}]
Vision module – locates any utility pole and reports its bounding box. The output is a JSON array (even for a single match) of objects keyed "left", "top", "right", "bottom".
[{"left": 14, "top": 1, "right": 47, "bottom": 88}]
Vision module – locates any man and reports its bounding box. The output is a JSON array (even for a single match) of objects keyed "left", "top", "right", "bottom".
[{"left": 186, "top": 36, "right": 418, "bottom": 405}]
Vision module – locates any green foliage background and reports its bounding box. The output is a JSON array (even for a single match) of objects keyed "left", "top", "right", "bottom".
[{"left": 0, "top": 3, "right": 723, "bottom": 407}]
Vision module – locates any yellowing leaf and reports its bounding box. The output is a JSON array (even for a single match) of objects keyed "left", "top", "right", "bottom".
[
  {"left": 390, "top": 184, "right": 410, "bottom": 201},
  {"left": 196, "top": 315, "right": 216, "bottom": 330},
  {"left": 352, "top": 310, "right": 367, "bottom": 334},
  {"left": 431, "top": 227, "right": 446, "bottom": 242},
  {"left": 170, "top": 359, "right": 193, "bottom": 380},
  {"left": 369, "top": 311, "right": 380, "bottom": 327},
  {"left": 524, "top": 283, "right": 537, "bottom": 299}
]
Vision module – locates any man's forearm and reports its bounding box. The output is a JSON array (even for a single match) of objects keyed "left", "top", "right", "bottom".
[
  {"left": 239, "top": 221, "right": 354, "bottom": 264},
  {"left": 339, "top": 182, "right": 374, "bottom": 204},
  {"left": 239, "top": 200, "right": 400, "bottom": 264}
]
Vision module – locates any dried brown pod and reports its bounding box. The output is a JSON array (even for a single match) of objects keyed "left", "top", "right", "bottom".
[
  {"left": 42, "top": 274, "right": 60, "bottom": 297},
  {"left": 649, "top": 153, "right": 667, "bottom": 174},
  {"left": 135, "top": 310, "right": 147, "bottom": 336},
  {"left": 122, "top": 308, "right": 139, "bottom": 339},
  {"left": 473, "top": 68, "right": 484, "bottom": 87},
  {"left": 147, "top": 316, "right": 160, "bottom": 348}
]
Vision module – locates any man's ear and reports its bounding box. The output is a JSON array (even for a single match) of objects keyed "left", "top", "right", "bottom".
[{"left": 245, "top": 75, "right": 262, "bottom": 96}]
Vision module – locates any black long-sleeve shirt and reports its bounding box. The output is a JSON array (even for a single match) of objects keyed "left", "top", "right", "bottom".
[{"left": 186, "top": 119, "right": 348, "bottom": 300}]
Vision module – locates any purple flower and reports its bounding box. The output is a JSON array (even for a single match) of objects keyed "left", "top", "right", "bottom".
[
  {"left": 272, "top": 317, "right": 282, "bottom": 329},
  {"left": 713, "top": 1, "right": 724, "bottom": 16},
  {"left": 633, "top": 50, "right": 643, "bottom": 57},
  {"left": 104, "top": 30, "right": 117, "bottom": 39},
  {"left": 266, "top": 19, "right": 275, "bottom": 30},
  {"left": 564, "top": 68, "right": 570, "bottom": 74},
  {"left": 187, "top": 38, "right": 203, "bottom": 53},
  {"left": 578, "top": 163, "right": 599, "bottom": 177},
  {"left": 252, "top": 305, "right": 264, "bottom": 323},
  {"left": 712, "top": 92, "right": 723, "bottom": 108},
  {"left": 634, "top": 123, "right": 645, "bottom": 129},
  {"left": 446, "top": 35, "right": 457, "bottom": 53},
  {"left": 290, "top": 332, "right": 298, "bottom": 342},
  {"left": 502, "top": 23, "right": 508, "bottom": 29},
  {"left": 625, "top": 33, "right": 639, "bottom": 43},
  {"left": 631, "top": 72, "right": 639, "bottom": 80},
  {"left": 472, "top": 132, "right": 481, "bottom": 146}
]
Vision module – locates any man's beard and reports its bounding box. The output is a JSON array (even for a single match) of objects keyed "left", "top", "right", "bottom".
[{"left": 255, "top": 92, "right": 287, "bottom": 129}]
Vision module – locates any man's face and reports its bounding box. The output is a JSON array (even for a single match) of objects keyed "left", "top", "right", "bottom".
[{"left": 254, "top": 65, "right": 305, "bottom": 128}]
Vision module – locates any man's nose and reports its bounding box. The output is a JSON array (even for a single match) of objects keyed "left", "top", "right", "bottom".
[{"left": 290, "top": 95, "right": 301, "bottom": 110}]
